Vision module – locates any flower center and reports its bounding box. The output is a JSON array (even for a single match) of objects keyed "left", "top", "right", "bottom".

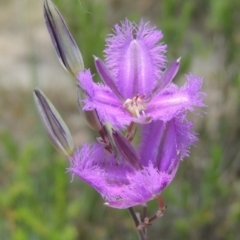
[{"left": 123, "top": 95, "right": 147, "bottom": 118}]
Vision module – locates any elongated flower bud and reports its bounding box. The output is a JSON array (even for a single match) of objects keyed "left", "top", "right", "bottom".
[
  {"left": 44, "top": 0, "right": 84, "bottom": 76},
  {"left": 34, "top": 88, "right": 74, "bottom": 156}
]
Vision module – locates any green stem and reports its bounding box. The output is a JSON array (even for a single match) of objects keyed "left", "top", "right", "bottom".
[{"left": 128, "top": 207, "right": 147, "bottom": 240}]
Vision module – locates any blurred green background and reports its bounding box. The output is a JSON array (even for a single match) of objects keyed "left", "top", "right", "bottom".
[{"left": 1, "top": 0, "right": 240, "bottom": 239}]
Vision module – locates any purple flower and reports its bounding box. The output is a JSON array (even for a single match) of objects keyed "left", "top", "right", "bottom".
[
  {"left": 69, "top": 115, "right": 197, "bottom": 209},
  {"left": 39, "top": 4, "right": 205, "bottom": 212},
  {"left": 78, "top": 20, "right": 204, "bottom": 129}
]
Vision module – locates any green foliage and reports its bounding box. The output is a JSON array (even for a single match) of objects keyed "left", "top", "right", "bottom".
[{"left": 0, "top": 131, "right": 77, "bottom": 239}]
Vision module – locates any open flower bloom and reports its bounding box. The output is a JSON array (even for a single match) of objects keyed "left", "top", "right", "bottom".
[
  {"left": 69, "top": 115, "right": 197, "bottom": 209},
  {"left": 78, "top": 20, "right": 204, "bottom": 129}
]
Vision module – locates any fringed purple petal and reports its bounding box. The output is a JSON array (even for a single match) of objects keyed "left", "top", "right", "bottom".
[
  {"left": 175, "top": 115, "right": 198, "bottom": 160},
  {"left": 69, "top": 143, "right": 132, "bottom": 194},
  {"left": 104, "top": 20, "right": 167, "bottom": 98},
  {"left": 147, "top": 74, "right": 204, "bottom": 121},
  {"left": 182, "top": 73, "right": 205, "bottom": 107},
  {"left": 77, "top": 70, "right": 132, "bottom": 129},
  {"left": 136, "top": 20, "right": 167, "bottom": 77},
  {"left": 105, "top": 164, "right": 177, "bottom": 208},
  {"left": 69, "top": 145, "right": 176, "bottom": 209}
]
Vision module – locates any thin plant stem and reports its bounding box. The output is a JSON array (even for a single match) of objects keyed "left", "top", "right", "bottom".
[{"left": 128, "top": 207, "right": 147, "bottom": 240}]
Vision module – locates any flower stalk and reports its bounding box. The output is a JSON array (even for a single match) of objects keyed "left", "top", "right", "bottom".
[{"left": 128, "top": 207, "right": 147, "bottom": 240}]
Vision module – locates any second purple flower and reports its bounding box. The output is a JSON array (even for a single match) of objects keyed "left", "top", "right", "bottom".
[{"left": 78, "top": 20, "right": 204, "bottom": 129}]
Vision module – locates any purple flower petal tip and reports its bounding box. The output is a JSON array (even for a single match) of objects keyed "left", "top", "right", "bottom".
[
  {"left": 94, "top": 56, "right": 124, "bottom": 101},
  {"left": 151, "top": 58, "right": 181, "bottom": 97}
]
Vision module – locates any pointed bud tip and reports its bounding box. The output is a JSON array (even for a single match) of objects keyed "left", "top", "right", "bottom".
[
  {"left": 93, "top": 55, "right": 98, "bottom": 61},
  {"left": 33, "top": 88, "right": 41, "bottom": 96},
  {"left": 176, "top": 57, "right": 181, "bottom": 63},
  {"left": 33, "top": 88, "right": 38, "bottom": 95}
]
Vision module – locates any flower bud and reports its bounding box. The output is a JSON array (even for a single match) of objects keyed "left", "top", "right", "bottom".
[
  {"left": 34, "top": 88, "right": 74, "bottom": 156},
  {"left": 44, "top": 0, "right": 84, "bottom": 76}
]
